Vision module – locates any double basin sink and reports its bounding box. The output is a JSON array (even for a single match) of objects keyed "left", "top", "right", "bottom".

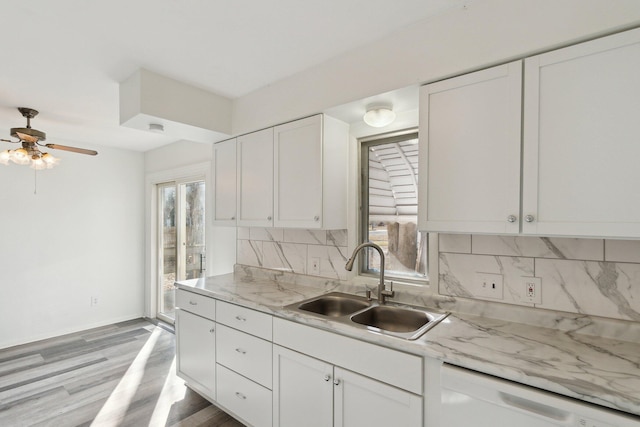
[{"left": 285, "top": 292, "right": 448, "bottom": 340}]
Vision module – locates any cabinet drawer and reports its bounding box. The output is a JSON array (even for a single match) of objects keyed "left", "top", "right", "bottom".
[
  {"left": 217, "top": 364, "right": 272, "bottom": 427},
  {"left": 176, "top": 289, "right": 216, "bottom": 320},
  {"left": 216, "top": 300, "right": 272, "bottom": 340},
  {"left": 217, "top": 324, "right": 272, "bottom": 389}
]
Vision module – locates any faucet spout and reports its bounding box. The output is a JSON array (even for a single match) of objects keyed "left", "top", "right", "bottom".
[{"left": 345, "top": 242, "right": 394, "bottom": 304}]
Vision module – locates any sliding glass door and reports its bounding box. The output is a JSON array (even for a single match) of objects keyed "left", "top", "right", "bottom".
[{"left": 157, "top": 179, "right": 206, "bottom": 322}]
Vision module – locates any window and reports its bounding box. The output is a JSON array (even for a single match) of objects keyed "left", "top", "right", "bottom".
[{"left": 360, "top": 131, "right": 428, "bottom": 282}]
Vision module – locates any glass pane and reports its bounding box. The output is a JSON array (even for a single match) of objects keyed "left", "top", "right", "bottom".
[
  {"left": 364, "top": 137, "right": 428, "bottom": 281},
  {"left": 160, "top": 185, "right": 177, "bottom": 318},
  {"left": 182, "top": 181, "right": 206, "bottom": 280}
]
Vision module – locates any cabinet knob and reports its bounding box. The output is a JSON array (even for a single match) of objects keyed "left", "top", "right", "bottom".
[
  {"left": 323, "top": 374, "right": 331, "bottom": 382},
  {"left": 507, "top": 215, "right": 517, "bottom": 223},
  {"left": 231, "top": 216, "right": 236, "bottom": 220},
  {"left": 333, "top": 379, "right": 340, "bottom": 386},
  {"left": 525, "top": 215, "right": 535, "bottom": 223},
  {"left": 235, "top": 392, "right": 247, "bottom": 400},
  {"left": 209, "top": 328, "right": 215, "bottom": 333},
  {"left": 267, "top": 216, "right": 272, "bottom": 221},
  {"left": 235, "top": 348, "right": 247, "bottom": 355},
  {"left": 314, "top": 215, "right": 320, "bottom": 222}
]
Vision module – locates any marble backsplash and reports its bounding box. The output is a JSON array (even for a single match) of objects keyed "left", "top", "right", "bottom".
[
  {"left": 235, "top": 227, "right": 640, "bottom": 327},
  {"left": 439, "top": 234, "right": 640, "bottom": 322},
  {"left": 236, "top": 227, "right": 349, "bottom": 280}
]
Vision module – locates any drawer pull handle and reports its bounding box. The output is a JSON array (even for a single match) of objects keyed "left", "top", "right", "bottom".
[
  {"left": 189, "top": 301, "right": 197, "bottom": 305},
  {"left": 235, "top": 315, "right": 247, "bottom": 322},
  {"left": 209, "top": 328, "right": 215, "bottom": 333},
  {"left": 235, "top": 348, "right": 247, "bottom": 355},
  {"left": 323, "top": 374, "right": 331, "bottom": 382},
  {"left": 235, "top": 392, "right": 247, "bottom": 400}
]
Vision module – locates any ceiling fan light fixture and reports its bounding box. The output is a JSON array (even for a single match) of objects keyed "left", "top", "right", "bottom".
[
  {"left": 2, "top": 107, "right": 97, "bottom": 171},
  {"left": 11, "top": 148, "right": 31, "bottom": 165},
  {"left": 42, "top": 152, "right": 58, "bottom": 165},
  {"left": 0, "top": 150, "right": 10, "bottom": 165},
  {"left": 363, "top": 105, "right": 396, "bottom": 128},
  {"left": 31, "top": 157, "right": 48, "bottom": 170}
]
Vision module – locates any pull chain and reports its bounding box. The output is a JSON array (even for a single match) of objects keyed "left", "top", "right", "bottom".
[{"left": 34, "top": 167, "right": 37, "bottom": 195}]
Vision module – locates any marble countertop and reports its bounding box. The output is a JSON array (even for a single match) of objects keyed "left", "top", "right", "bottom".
[{"left": 176, "top": 271, "right": 640, "bottom": 417}]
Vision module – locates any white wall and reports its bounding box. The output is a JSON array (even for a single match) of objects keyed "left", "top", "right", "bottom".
[
  {"left": 232, "top": 0, "right": 640, "bottom": 134},
  {"left": 0, "top": 145, "right": 145, "bottom": 349}
]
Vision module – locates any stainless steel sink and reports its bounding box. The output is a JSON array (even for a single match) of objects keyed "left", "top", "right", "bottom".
[
  {"left": 350, "top": 305, "right": 445, "bottom": 340},
  {"left": 297, "top": 292, "right": 371, "bottom": 317},
  {"left": 351, "top": 305, "right": 431, "bottom": 332},
  {"left": 285, "top": 292, "right": 448, "bottom": 340}
]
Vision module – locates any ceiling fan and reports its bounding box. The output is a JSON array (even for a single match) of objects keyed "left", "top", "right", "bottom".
[{"left": 0, "top": 107, "right": 98, "bottom": 169}]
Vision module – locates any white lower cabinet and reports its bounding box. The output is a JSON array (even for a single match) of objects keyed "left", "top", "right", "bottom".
[
  {"left": 176, "top": 292, "right": 424, "bottom": 427},
  {"left": 175, "top": 309, "right": 216, "bottom": 399},
  {"left": 335, "top": 367, "right": 422, "bottom": 427},
  {"left": 273, "top": 345, "right": 333, "bottom": 427},
  {"left": 273, "top": 345, "right": 422, "bottom": 427},
  {"left": 273, "top": 318, "right": 423, "bottom": 427}
]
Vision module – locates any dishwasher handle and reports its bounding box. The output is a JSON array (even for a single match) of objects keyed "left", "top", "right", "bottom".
[{"left": 499, "top": 392, "right": 573, "bottom": 424}]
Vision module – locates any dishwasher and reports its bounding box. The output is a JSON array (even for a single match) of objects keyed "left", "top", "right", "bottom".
[{"left": 441, "top": 364, "right": 640, "bottom": 427}]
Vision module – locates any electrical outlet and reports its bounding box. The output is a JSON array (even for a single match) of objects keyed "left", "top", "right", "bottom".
[
  {"left": 521, "top": 276, "right": 542, "bottom": 304},
  {"left": 473, "top": 272, "right": 503, "bottom": 300},
  {"left": 310, "top": 257, "right": 321, "bottom": 275},
  {"left": 91, "top": 296, "right": 99, "bottom": 306}
]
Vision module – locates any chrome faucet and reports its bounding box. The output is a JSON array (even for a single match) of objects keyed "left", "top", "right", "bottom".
[{"left": 345, "top": 242, "right": 394, "bottom": 304}]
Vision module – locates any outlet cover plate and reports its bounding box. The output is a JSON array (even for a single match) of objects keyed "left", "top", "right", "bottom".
[
  {"left": 521, "top": 276, "right": 542, "bottom": 304},
  {"left": 473, "top": 272, "right": 504, "bottom": 300}
]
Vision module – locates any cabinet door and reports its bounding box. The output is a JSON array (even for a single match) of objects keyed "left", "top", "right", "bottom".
[
  {"left": 175, "top": 309, "right": 216, "bottom": 399},
  {"left": 273, "top": 115, "right": 323, "bottom": 228},
  {"left": 334, "top": 367, "right": 422, "bottom": 427},
  {"left": 273, "top": 345, "right": 333, "bottom": 427},
  {"left": 237, "top": 128, "right": 274, "bottom": 227},
  {"left": 523, "top": 28, "right": 640, "bottom": 237},
  {"left": 212, "top": 138, "right": 237, "bottom": 225},
  {"left": 419, "top": 60, "right": 522, "bottom": 234}
]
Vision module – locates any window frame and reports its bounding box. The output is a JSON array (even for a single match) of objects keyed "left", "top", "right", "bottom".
[{"left": 359, "top": 129, "right": 428, "bottom": 285}]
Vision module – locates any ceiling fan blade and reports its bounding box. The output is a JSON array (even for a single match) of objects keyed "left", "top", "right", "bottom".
[{"left": 45, "top": 144, "right": 98, "bottom": 156}]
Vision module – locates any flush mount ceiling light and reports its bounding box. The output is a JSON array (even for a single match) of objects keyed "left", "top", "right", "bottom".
[
  {"left": 363, "top": 104, "right": 396, "bottom": 128},
  {"left": 0, "top": 107, "right": 98, "bottom": 170}
]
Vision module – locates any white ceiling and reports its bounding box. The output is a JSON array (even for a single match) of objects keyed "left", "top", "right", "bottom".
[{"left": 0, "top": 0, "right": 463, "bottom": 152}]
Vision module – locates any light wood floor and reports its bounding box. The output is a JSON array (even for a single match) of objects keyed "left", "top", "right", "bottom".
[{"left": 0, "top": 319, "right": 245, "bottom": 427}]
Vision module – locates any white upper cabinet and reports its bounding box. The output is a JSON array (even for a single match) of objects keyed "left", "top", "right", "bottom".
[
  {"left": 233, "top": 114, "right": 348, "bottom": 229},
  {"left": 212, "top": 138, "right": 237, "bottom": 225},
  {"left": 236, "top": 128, "right": 274, "bottom": 227},
  {"left": 420, "top": 28, "right": 640, "bottom": 238},
  {"left": 522, "top": 28, "right": 640, "bottom": 238},
  {"left": 273, "top": 114, "right": 348, "bottom": 229},
  {"left": 419, "top": 60, "right": 523, "bottom": 234}
]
